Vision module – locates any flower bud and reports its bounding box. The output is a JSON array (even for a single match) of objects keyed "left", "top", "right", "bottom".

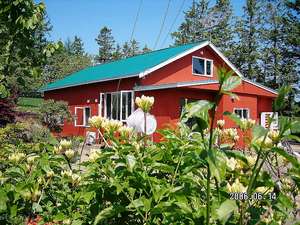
[
  {"left": 59, "top": 139, "right": 72, "bottom": 150},
  {"left": 65, "top": 149, "right": 75, "bottom": 159},
  {"left": 27, "top": 155, "right": 39, "bottom": 164},
  {"left": 135, "top": 95, "right": 154, "bottom": 113},
  {"left": 89, "top": 116, "right": 105, "bottom": 129},
  {"left": 226, "top": 179, "right": 247, "bottom": 193},
  {"left": 217, "top": 119, "right": 225, "bottom": 128}
]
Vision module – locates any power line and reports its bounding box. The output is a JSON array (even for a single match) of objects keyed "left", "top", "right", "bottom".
[
  {"left": 160, "top": 0, "right": 186, "bottom": 48},
  {"left": 153, "top": 0, "right": 171, "bottom": 50},
  {"left": 130, "top": 0, "right": 143, "bottom": 42}
]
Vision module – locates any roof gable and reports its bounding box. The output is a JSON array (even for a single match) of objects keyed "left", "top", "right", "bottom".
[{"left": 40, "top": 41, "right": 205, "bottom": 92}]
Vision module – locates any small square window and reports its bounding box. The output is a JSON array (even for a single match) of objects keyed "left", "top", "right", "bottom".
[
  {"left": 192, "top": 57, "right": 213, "bottom": 76},
  {"left": 234, "top": 108, "right": 249, "bottom": 119},
  {"left": 193, "top": 57, "right": 205, "bottom": 75}
]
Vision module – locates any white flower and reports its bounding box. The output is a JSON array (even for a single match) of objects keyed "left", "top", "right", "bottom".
[
  {"left": 89, "top": 116, "right": 105, "bottom": 129},
  {"left": 217, "top": 120, "right": 225, "bottom": 128},
  {"left": 65, "top": 149, "right": 75, "bottom": 159},
  {"left": 118, "top": 125, "right": 134, "bottom": 137},
  {"left": 103, "top": 119, "right": 123, "bottom": 133},
  {"left": 27, "top": 155, "right": 39, "bottom": 164},
  {"left": 225, "top": 157, "right": 237, "bottom": 171},
  {"left": 240, "top": 118, "right": 256, "bottom": 131},
  {"left": 268, "top": 130, "right": 280, "bottom": 142},
  {"left": 256, "top": 186, "right": 273, "bottom": 193},
  {"left": 135, "top": 95, "right": 154, "bottom": 112},
  {"left": 9, "top": 153, "right": 25, "bottom": 163},
  {"left": 46, "top": 170, "right": 54, "bottom": 178},
  {"left": 71, "top": 174, "right": 81, "bottom": 186},
  {"left": 59, "top": 139, "right": 72, "bottom": 150},
  {"left": 246, "top": 155, "right": 256, "bottom": 167},
  {"left": 254, "top": 136, "right": 273, "bottom": 149},
  {"left": 226, "top": 179, "right": 247, "bottom": 193},
  {"left": 61, "top": 170, "right": 73, "bottom": 177},
  {"left": 89, "top": 149, "right": 101, "bottom": 162}
]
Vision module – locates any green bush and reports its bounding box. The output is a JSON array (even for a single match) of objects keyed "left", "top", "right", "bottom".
[
  {"left": 0, "top": 69, "right": 299, "bottom": 225},
  {"left": 39, "top": 99, "right": 72, "bottom": 133}
]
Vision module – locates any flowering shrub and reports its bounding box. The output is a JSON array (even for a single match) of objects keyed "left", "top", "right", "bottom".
[{"left": 0, "top": 69, "right": 299, "bottom": 224}]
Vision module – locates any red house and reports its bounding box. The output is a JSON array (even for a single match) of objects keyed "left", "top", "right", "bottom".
[{"left": 41, "top": 40, "right": 277, "bottom": 139}]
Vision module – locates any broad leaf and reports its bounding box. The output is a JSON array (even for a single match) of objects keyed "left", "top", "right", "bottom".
[
  {"left": 222, "top": 76, "right": 241, "bottom": 92},
  {"left": 217, "top": 200, "right": 237, "bottom": 223}
]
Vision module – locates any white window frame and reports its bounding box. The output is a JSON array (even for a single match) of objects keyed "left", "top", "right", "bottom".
[
  {"left": 233, "top": 108, "right": 250, "bottom": 119},
  {"left": 75, "top": 106, "right": 91, "bottom": 127},
  {"left": 192, "top": 56, "right": 213, "bottom": 77},
  {"left": 99, "top": 90, "right": 134, "bottom": 122}
]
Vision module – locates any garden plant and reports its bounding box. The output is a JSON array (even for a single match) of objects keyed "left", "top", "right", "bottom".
[{"left": 0, "top": 69, "right": 299, "bottom": 225}]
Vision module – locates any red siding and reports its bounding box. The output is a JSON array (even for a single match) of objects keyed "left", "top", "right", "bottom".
[
  {"left": 141, "top": 46, "right": 230, "bottom": 86},
  {"left": 44, "top": 45, "right": 276, "bottom": 140}
]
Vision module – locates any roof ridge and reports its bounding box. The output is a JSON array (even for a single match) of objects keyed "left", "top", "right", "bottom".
[{"left": 91, "top": 40, "right": 208, "bottom": 68}]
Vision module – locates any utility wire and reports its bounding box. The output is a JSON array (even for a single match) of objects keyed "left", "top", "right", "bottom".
[
  {"left": 160, "top": 0, "right": 186, "bottom": 48},
  {"left": 153, "top": 0, "right": 171, "bottom": 50},
  {"left": 130, "top": 0, "right": 143, "bottom": 42}
]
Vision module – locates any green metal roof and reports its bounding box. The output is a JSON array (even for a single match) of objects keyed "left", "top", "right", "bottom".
[{"left": 40, "top": 41, "right": 206, "bottom": 92}]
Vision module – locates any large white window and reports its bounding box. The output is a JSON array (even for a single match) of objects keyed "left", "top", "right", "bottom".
[
  {"left": 75, "top": 106, "right": 91, "bottom": 127},
  {"left": 99, "top": 91, "right": 134, "bottom": 121},
  {"left": 192, "top": 56, "right": 213, "bottom": 76},
  {"left": 234, "top": 108, "right": 250, "bottom": 119}
]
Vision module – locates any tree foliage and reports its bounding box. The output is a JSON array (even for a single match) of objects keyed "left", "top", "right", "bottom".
[
  {"left": 42, "top": 38, "right": 92, "bottom": 85},
  {"left": 38, "top": 99, "right": 71, "bottom": 133}
]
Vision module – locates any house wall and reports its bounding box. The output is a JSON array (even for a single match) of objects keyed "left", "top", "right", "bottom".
[
  {"left": 44, "top": 77, "right": 138, "bottom": 137},
  {"left": 43, "top": 45, "right": 275, "bottom": 140},
  {"left": 140, "top": 46, "right": 230, "bottom": 86}
]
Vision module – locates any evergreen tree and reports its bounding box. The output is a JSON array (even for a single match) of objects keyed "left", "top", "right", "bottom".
[
  {"left": 129, "top": 39, "right": 140, "bottom": 56},
  {"left": 71, "top": 36, "right": 85, "bottom": 55},
  {"left": 142, "top": 45, "right": 151, "bottom": 53},
  {"left": 112, "top": 44, "right": 123, "bottom": 60},
  {"left": 122, "top": 40, "right": 140, "bottom": 58},
  {"left": 95, "top": 26, "right": 115, "bottom": 63},
  {"left": 172, "top": 0, "right": 210, "bottom": 45},
  {"left": 64, "top": 38, "right": 73, "bottom": 55},
  {"left": 231, "top": 0, "right": 262, "bottom": 81},
  {"left": 171, "top": 0, "right": 234, "bottom": 54},
  {"left": 209, "top": 0, "right": 234, "bottom": 54},
  {"left": 122, "top": 42, "right": 131, "bottom": 58}
]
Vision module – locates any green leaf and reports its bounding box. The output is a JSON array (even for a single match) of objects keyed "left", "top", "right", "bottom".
[
  {"left": 224, "top": 111, "right": 242, "bottom": 127},
  {"left": 252, "top": 125, "right": 267, "bottom": 140},
  {"left": 216, "top": 200, "right": 237, "bottom": 223},
  {"left": 272, "top": 147, "right": 300, "bottom": 169},
  {"left": 0, "top": 189, "right": 8, "bottom": 212},
  {"left": 126, "top": 155, "right": 136, "bottom": 172},
  {"left": 273, "top": 86, "right": 291, "bottom": 111},
  {"left": 152, "top": 162, "right": 174, "bottom": 173},
  {"left": 222, "top": 76, "right": 241, "bottom": 92},
  {"left": 182, "top": 100, "right": 213, "bottom": 132},
  {"left": 93, "top": 205, "right": 125, "bottom": 225}
]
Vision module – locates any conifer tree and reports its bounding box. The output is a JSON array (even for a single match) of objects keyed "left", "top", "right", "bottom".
[
  {"left": 171, "top": 0, "right": 233, "bottom": 55},
  {"left": 142, "top": 45, "right": 151, "bottom": 53},
  {"left": 71, "top": 36, "right": 84, "bottom": 55},
  {"left": 112, "top": 44, "right": 123, "bottom": 60},
  {"left": 95, "top": 26, "right": 115, "bottom": 63},
  {"left": 231, "top": 0, "right": 262, "bottom": 81},
  {"left": 171, "top": 0, "right": 210, "bottom": 45}
]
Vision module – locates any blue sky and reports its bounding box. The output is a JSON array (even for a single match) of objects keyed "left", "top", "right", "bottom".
[{"left": 42, "top": 0, "right": 244, "bottom": 55}]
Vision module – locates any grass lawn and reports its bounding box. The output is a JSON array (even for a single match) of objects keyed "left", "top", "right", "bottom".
[{"left": 17, "top": 97, "right": 43, "bottom": 113}]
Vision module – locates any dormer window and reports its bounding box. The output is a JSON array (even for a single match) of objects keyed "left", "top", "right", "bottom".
[{"left": 192, "top": 56, "right": 213, "bottom": 76}]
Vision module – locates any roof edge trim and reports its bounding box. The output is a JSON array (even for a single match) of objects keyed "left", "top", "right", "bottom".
[
  {"left": 242, "top": 78, "right": 278, "bottom": 95},
  {"left": 40, "top": 73, "right": 139, "bottom": 92},
  {"left": 134, "top": 80, "right": 219, "bottom": 91},
  {"left": 139, "top": 41, "right": 210, "bottom": 78}
]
